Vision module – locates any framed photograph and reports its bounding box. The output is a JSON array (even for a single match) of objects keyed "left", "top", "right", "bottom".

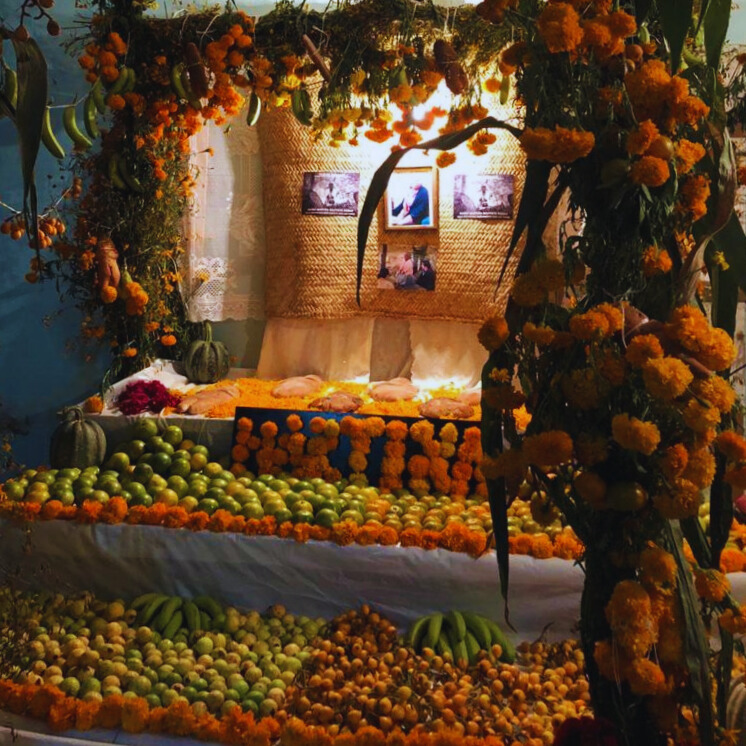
[
  {"left": 453, "top": 173, "right": 514, "bottom": 220},
  {"left": 302, "top": 172, "right": 360, "bottom": 216},
  {"left": 377, "top": 244, "right": 437, "bottom": 291},
  {"left": 384, "top": 166, "right": 438, "bottom": 229}
]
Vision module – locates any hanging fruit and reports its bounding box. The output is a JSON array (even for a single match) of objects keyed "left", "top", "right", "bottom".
[{"left": 184, "top": 321, "right": 230, "bottom": 384}]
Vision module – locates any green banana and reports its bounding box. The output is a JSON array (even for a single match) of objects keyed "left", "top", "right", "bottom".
[
  {"left": 108, "top": 154, "right": 127, "bottom": 190},
  {"left": 41, "top": 107, "right": 65, "bottom": 159},
  {"left": 464, "top": 631, "right": 481, "bottom": 665},
  {"left": 389, "top": 65, "right": 408, "bottom": 89},
  {"left": 481, "top": 616, "right": 516, "bottom": 663},
  {"left": 91, "top": 78, "right": 106, "bottom": 114},
  {"left": 406, "top": 614, "right": 430, "bottom": 651},
  {"left": 445, "top": 611, "right": 467, "bottom": 643},
  {"left": 199, "top": 610, "right": 211, "bottom": 631},
  {"left": 130, "top": 593, "right": 158, "bottom": 612},
  {"left": 138, "top": 594, "right": 169, "bottom": 626},
  {"left": 154, "top": 596, "right": 183, "bottom": 632},
  {"left": 106, "top": 66, "right": 129, "bottom": 95},
  {"left": 463, "top": 612, "right": 491, "bottom": 651},
  {"left": 452, "top": 637, "right": 469, "bottom": 668},
  {"left": 122, "top": 67, "right": 136, "bottom": 94},
  {"left": 211, "top": 612, "right": 226, "bottom": 631},
  {"left": 194, "top": 596, "right": 223, "bottom": 619},
  {"left": 170, "top": 63, "right": 189, "bottom": 100},
  {"left": 63, "top": 105, "right": 92, "bottom": 150},
  {"left": 290, "top": 88, "right": 312, "bottom": 126},
  {"left": 423, "top": 612, "right": 443, "bottom": 651},
  {"left": 84, "top": 94, "right": 100, "bottom": 139},
  {"left": 183, "top": 601, "right": 200, "bottom": 633},
  {"left": 436, "top": 630, "right": 452, "bottom": 659},
  {"left": 117, "top": 156, "right": 144, "bottom": 193},
  {"left": 246, "top": 91, "right": 261, "bottom": 127},
  {"left": 162, "top": 610, "right": 183, "bottom": 641},
  {"left": 180, "top": 66, "right": 202, "bottom": 109},
  {"left": 499, "top": 74, "right": 511, "bottom": 105}
]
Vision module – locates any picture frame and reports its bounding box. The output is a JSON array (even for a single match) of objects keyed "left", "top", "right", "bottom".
[
  {"left": 377, "top": 244, "right": 438, "bottom": 292},
  {"left": 301, "top": 171, "right": 360, "bottom": 217},
  {"left": 384, "top": 166, "right": 438, "bottom": 230},
  {"left": 453, "top": 173, "right": 514, "bottom": 220}
]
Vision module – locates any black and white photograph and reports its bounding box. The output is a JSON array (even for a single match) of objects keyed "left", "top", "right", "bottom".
[
  {"left": 384, "top": 166, "right": 438, "bottom": 229},
  {"left": 377, "top": 244, "right": 438, "bottom": 291},
  {"left": 453, "top": 173, "right": 514, "bottom": 220},
  {"left": 301, "top": 171, "right": 360, "bottom": 216}
]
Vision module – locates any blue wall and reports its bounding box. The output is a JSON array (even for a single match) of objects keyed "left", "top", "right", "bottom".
[{"left": 1, "top": 2, "right": 746, "bottom": 469}]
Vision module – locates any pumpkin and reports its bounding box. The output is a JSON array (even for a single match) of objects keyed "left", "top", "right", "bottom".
[
  {"left": 184, "top": 322, "right": 230, "bottom": 384},
  {"left": 49, "top": 406, "right": 107, "bottom": 469},
  {"left": 728, "top": 677, "right": 746, "bottom": 744}
]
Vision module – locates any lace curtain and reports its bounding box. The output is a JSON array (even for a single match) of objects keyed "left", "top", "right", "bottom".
[{"left": 182, "top": 118, "right": 266, "bottom": 322}]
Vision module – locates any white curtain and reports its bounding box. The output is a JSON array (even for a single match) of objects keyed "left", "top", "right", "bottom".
[{"left": 182, "top": 118, "right": 266, "bottom": 322}]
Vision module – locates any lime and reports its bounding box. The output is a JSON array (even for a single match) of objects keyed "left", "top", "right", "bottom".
[
  {"left": 219, "top": 470, "right": 235, "bottom": 483},
  {"left": 162, "top": 425, "right": 184, "bottom": 446},
  {"left": 106, "top": 452, "right": 130, "bottom": 472},
  {"left": 340, "top": 509, "right": 364, "bottom": 526},
  {"left": 74, "top": 486, "right": 94, "bottom": 502},
  {"left": 316, "top": 484, "right": 338, "bottom": 500},
  {"left": 315, "top": 509, "right": 339, "bottom": 528},
  {"left": 169, "top": 459, "right": 191, "bottom": 479},
  {"left": 269, "top": 479, "right": 289, "bottom": 492},
  {"left": 242, "top": 698, "right": 259, "bottom": 714},
  {"left": 125, "top": 440, "right": 147, "bottom": 460},
  {"left": 292, "top": 510, "right": 314, "bottom": 524},
  {"left": 273, "top": 508, "right": 293, "bottom": 525},
  {"left": 146, "top": 435, "right": 165, "bottom": 451},
  {"left": 222, "top": 498, "right": 241, "bottom": 515},
  {"left": 128, "top": 481, "right": 147, "bottom": 500},
  {"left": 178, "top": 496, "right": 199, "bottom": 513},
  {"left": 304, "top": 493, "right": 326, "bottom": 512},
  {"left": 204, "top": 487, "right": 226, "bottom": 502},
  {"left": 204, "top": 462, "right": 224, "bottom": 479},
  {"left": 90, "top": 490, "right": 110, "bottom": 504},
  {"left": 101, "top": 480, "right": 123, "bottom": 497},
  {"left": 131, "top": 493, "right": 153, "bottom": 508},
  {"left": 155, "top": 441, "right": 175, "bottom": 456},
  {"left": 291, "top": 500, "right": 313, "bottom": 515},
  {"left": 251, "top": 481, "right": 268, "bottom": 495},
  {"left": 241, "top": 503, "right": 265, "bottom": 520},
  {"left": 58, "top": 468, "right": 81, "bottom": 480},
  {"left": 262, "top": 500, "right": 286, "bottom": 517},
  {"left": 190, "top": 445, "right": 210, "bottom": 457},
  {"left": 133, "top": 418, "right": 159, "bottom": 440},
  {"left": 189, "top": 481, "right": 208, "bottom": 498},
  {"left": 234, "top": 489, "right": 259, "bottom": 506},
  {"left": 150, "top": 452, "right": 172, "bottom": 475},
  {"left": 261, "top": 490, "right": 282, "bottom": 504},
  {"left": 33, "top": 472, "right": 56, "bottom": 486},
  {"left": 155, "top": 489, "right": 179, "bottom": 506},
  {"left": 198, "top": 498, "right": 219, "bottom": 515},
  {"left": 167, "top": 475, "right": 189, "bottom": 498},
  {"left": 4, "top": 482, "right": 25, "bottom": 501},
  {"left": 209, "top": 478, "right": 229, "bottom": 491},
  {"left": 147, "top": 474, "right": 168, "bottom": 494},
  {"left": 189, "top": 453, "right": 208, "bottom": 472}
]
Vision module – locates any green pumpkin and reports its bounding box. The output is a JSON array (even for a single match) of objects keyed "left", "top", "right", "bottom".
[
  {"left": 50, "top": 406, "right": 107, "bottom": 469},
  {"left": 184, "top": 322, "right": 230, "bottom": 384}
]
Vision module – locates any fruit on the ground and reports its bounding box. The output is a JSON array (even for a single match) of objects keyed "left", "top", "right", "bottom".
[
  {"left": 406, "top": 610, "right": 514, "bottom": 663},
  {"left": 49, "top": 406, "right": 107, "bottom": 469},
  {"left": 184, "top": 322, "right": 230, "bottom": 384}
]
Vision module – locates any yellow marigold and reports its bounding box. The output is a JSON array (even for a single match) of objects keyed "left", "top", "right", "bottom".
[
  {"left": 666, "top": 306, "right": 736, "bottom": 371},
  {"left": 436, "top": 151, "right": 456, "bottom": 168},
  {"left": 683, "top": 447, "right": 716, "bottom": 489},
  {"left": 536, "top": 2, "right": 584, "bottom": 54},
  {"left": 286, "top": 414, "right": 303, "bottom": 432},
  {"left": 597, "top": 351, "right": 626, "bottom": 387},
  {"left": 160, "top": 334, "right": 177, "bottom": 347},
  {"left": 694, "top": 568, "right": 730, "bottom": 603},
  {"left": 605, "top": 580, "right": 656, "bottom": 657},
  {"left": 672, "top": 94, "right": 710, "bottom": 126},
  {"left": 84, "top": 395, "right": 104, "bottom": 414},
  {"left": 652, "top": 478, "right": 702, "bottom": 519},
  {"left": 100, "top": 285, "right": 118, "bottom": 303},
  {"left": 682, "top": 399, "right": 721, "bottom": 434},
  {"left": 675, "top": 139, "right": 706, "bottom": 175},
  {"left": 439, "top": 422, "right": 459, "bottom": 444},
  {"left": 576, "top": 434, "right": 608, "bottom": 466},
  {"left": 513, "top": 403, "right": 532, "bottom": 432},
  {"left": 573, "top": 470, "right": 606, "bottom": 509},
  {"left": 611, "top": 413, "right": 661, "bottom": 455},
  {"left": 562, "top": 368, "right": 602, "bottom": 409},
  {"left": 625, "top": 59, "right": 672, "bottom": 122},
  {"left": 627, "top": 658, "right": 668, "bottom": 697},
  {"left": 641, "top": 357, "right": 693, "bottom": 401},
  {"left": 520, "top": 125, "right": 594, "bottom": 163},
  {"left": 700, "top": 328, "right": 737, "bottom": 372},
  {"left": 569, "top": 310, "right": 610, "bottom": 340},
  {"left": 478, "top": 315, "right": 509, "bottom": 352},
  {"left": 522, "top": 322, "right": 555, "bottom": 346},
  {"left": 630, "top": 155, "right": 670, "bottom": 187},
  {"left": 510, "top": 273, "right": 547, "bottom": 307},
  {"left": 639, "top": 545, "right": 677, "bottom": 594},
  {"left": 659, "top": 443, "right": 688, "bottom": 482},
  {"left": 594, "top": 303, "right": 623, "bottom": 333},
  {"left": 625, "top": 334, "right": 664, "bottom": 367},
  {"left": 716, "top": 431, "right": 746, "bottom": 462},
  {"left": 532, "top": 259, "right": 566, "bottom": 292},
  {"left": 679, "top": 174, "right": 710, "bottom": 222},
  {"left": 641, "top": 246, "right": 673, "bottom": 277},
  {"left": 522, "top": 430, "right": 573, "bottom": 467},
  {"left": 481, "top": 449, "right": 525, "bottom": 487},
  {"left": 626, "top": 120, "right": 659, "bottom": 156}
]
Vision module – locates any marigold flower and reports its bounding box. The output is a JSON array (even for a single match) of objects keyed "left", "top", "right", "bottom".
[
  {"left": 520, "top": 125, "right": 594, "bottom": 163},
  {"left": 435, "top": 151, "right": 456, "bottom": 168},
  {"left": 522, "top": 322, "right": 555, "bottom": 346},
  {"left": 510, "top": 273, "right": 547, "bottom": 307},
  {"left": 720, "top": 607, "right": 746, "bottom": 634},
  {"left": 522, "top": 430, "right": 573, "bottom": 467},
  {"left": 562, "top": 368, "right": 602, "bottom": 410},
  {"left": 675, "top": 139, "right": 706, "bottom": 175},
  {"left": 627, "top": 658, "right": 668, "bottom": 697},
  {"left": 84, "top": 394, "right": 104, "bottom": 414},
  {"left": 659, "top": 443, "right": 688, "bottom": 481},
  {"left": 682, "top": 398, "right": 721, "bottom": 433},
  {"left": 625, "top": 59, "right": 671, "bottom": 122},
  {"left": 682, "top": 447, "right": 715, "bottom": 489},
  {"left": 694, "top": 568, "right": 730, "bottom": 603},
  {"left": 652, "top": 478, "right": 702, "bottom": 519},
  {"left": 725, "top": 466, "right": 746, "bottom": 490},
  {"left": 478, "top": 315, "right": 509, "bottom": 351},
  {"left": 569, "top": 310, "right": 610, "bottom": 340},
  {"left": 605, "top": 580, "right": 657, "bottom": 657},
  {"left": 575, "top": 434, "right": 608, "bottom": 466},
  {"left": 626, "top": 120, "right": 659, "bottom": 156},
  {"left": 160, "top": 334, "right": 177, "bottom": 347},
  {"left": 536, "top": 2, "right": 584, "bottom": 54},
  {"left": 641, "top": 357, "right": 693, "bottom": 400},
  {"left": 630, "top": 155, "right": 670, "bottom": 187},
  {"left": 611, "top": 413, "right": 660, "bottom": 455},
  {"left": 639, "top": 545, "right": 677, "bottom": 593},
  {"left": 716, "top": 431, "right": 746, "bottom": 462},
  {"left": 106, "top": 93, "right": 126, "bottom": 111},
  {"left": 678, "top": 174, "right": 711, "bottom": 222}
]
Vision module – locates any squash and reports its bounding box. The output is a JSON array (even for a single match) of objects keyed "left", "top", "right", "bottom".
[
  {"left": 727, "top": 675, "right": 746, "bottom": 745},
  {"left": 184, "top": 322, "right": 230, "bottom": 384},
  {"left": 49, "top": 406, "right": 107, "bottom": 469}
]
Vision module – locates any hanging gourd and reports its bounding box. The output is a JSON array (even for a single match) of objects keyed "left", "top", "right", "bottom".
[
  {"left": 184, "top": 321, "right": 230, "bottom": 384},
  {"left": 49, "top": 406, "right": 107, "bottom": 469}
]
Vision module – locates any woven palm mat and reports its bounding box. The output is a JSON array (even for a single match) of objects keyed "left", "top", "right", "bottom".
[{"left": 258, "top": 103, "right": 527, "bottom": 322}]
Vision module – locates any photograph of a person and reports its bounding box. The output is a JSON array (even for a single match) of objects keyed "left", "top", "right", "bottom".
[
  {"left": 453, "top": 173, "right": 514, "bottom": 220},
  {"left": 302, "top": 171, "right": 360, "bottom": 216},
  {"left": 377, "top": 244, "right": 437, "bottom": 291},
  {"left": 384, "top": 166, "right": 438, "bottom": 229}
]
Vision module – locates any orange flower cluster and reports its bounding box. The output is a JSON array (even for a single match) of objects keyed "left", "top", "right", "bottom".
[{"left": 519, "top": 126, "right": 595, "bottom": 164}]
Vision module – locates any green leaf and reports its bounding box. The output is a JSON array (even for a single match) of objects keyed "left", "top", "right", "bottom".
[
  {"left": 356, "top": 117, "right": 522, "bottom": 303},
  {"left": 703, "top": 0, "right": 730, "bottom": 69},
  {"left": 667, "top": 521, "right": 716, "bottom": 746},
  {"left": 680, "top": 515, "right": 712, "bottom": 568},
  {"left": 658, "top": 0, "right": 694, "bottom": 73},
  {"left": 10, "top": 37, "right": 48, "bottom": 264},
  {"left": 708, "top": 453, "right": 732, "bottom": 572}
]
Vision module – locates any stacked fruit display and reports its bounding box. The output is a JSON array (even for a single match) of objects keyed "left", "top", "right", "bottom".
[{"left": 2, "top": 586, "right": 592, "bottom": 741}]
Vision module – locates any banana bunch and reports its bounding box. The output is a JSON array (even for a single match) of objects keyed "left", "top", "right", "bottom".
[
  {"left": 129, "top": 593, "right": 226, "bottom": 640},
  {"left": 106, "top": 66, "right": 136, "bottom": 98},
  {"left": 290, "top": 88, "right": 312, "bottom": 126},
  {"left": 405, "top": 610, "right": 515, "bottom": 666},
  {"left": 107, "top": 152, "right": 144, "bottom": 193},
  {"left": 246, "top": 91, "right": 261, "bottom": 127},
  {"left": 0, "top": 62, "right": 18, "bottom": 117},
  {"left": 170, "top": 62, "right": 202, "bottom": 110}
]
